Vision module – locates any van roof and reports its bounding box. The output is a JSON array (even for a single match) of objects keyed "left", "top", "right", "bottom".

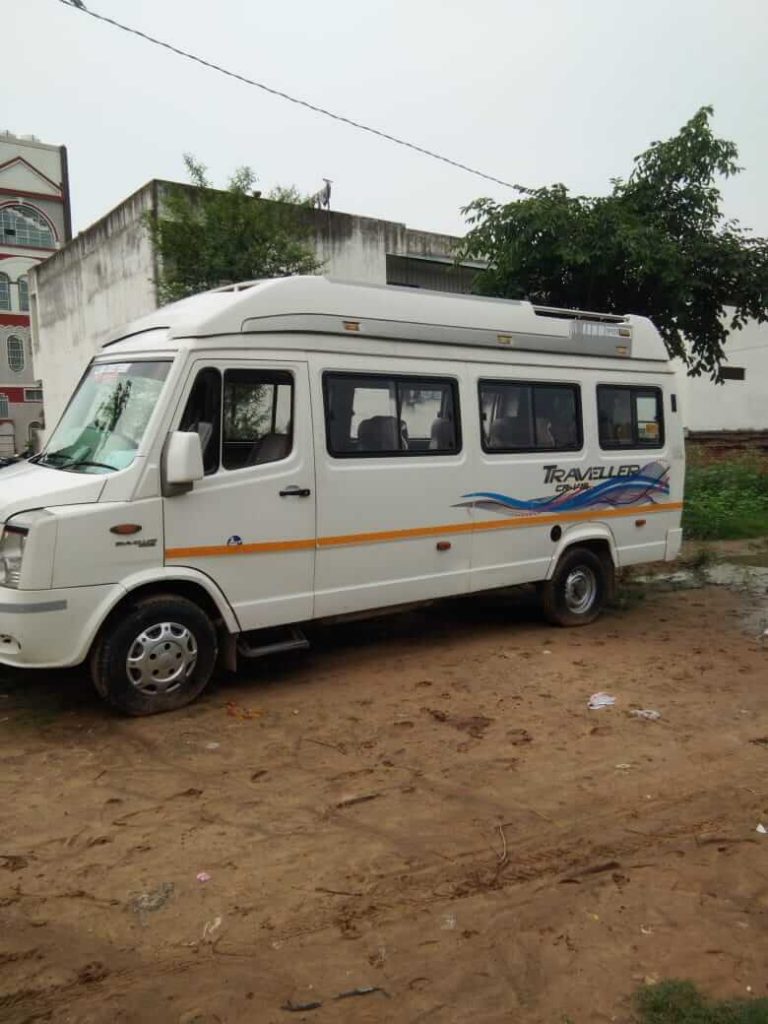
[{"left": 101, "top": 276, "right": 669, "bottom": 363}]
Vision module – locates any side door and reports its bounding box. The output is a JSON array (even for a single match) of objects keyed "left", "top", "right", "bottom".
[
  {"left": 312, "top": 361, "right": 472, "bottom": 618},
  {"left": 163, "top": 359, "right": 316, "bottom": 631}
]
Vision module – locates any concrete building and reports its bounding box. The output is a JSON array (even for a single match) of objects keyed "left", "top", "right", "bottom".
[
  {"left": 674, "top": 314, "right": 768, "bottom": 461},
  {"left": 0, "top": 131, "right": 71, "bottom": 455},
  {"left": 30, "top": 180, "right": 479, "bottom": 427}
]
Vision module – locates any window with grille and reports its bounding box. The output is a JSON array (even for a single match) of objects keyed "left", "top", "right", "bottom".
[
  {"left": 7, "top": 336, "right": 25, "bottom": 373},
  {"left": 18, "top": 276, "right": 29, "bottom": 311},
  {"left": 1, "top": 205, "right": 55, "bottom": 248},
  {"left": 0, "top": 274, "right": 9, "bottom": 311},
  {"left": 0, "top": 394, "right": 8, "bottom": 418}
]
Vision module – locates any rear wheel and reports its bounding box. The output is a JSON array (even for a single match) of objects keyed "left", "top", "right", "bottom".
[
  {"left": 540, "top": 547, "right": 611, "bottom": 627},
  {"left": 90, "top": 595, "right": 218, "bottom": 715}
]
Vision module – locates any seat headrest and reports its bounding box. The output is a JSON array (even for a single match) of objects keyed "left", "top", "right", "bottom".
[
  {"left": 357, "top": 415, "right": 400, "bottom": 451},
  {"left": 429, "top": 417, "right": 454, "bottom": 450}
]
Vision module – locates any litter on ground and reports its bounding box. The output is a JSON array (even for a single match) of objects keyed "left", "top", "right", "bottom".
[
  {"left": 588, "top": 692, "right": 616, "bottom": 710},
  {"left": 630, "top": 709, "right": 662, "bottom": 721}
]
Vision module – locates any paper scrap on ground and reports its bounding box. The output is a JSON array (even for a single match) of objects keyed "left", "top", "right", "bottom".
[
  {"left": 757, "top": 824, "right": 767, "bottom": 835},
  {"left": 630, "top": 709, "right": 661, "bottom": 721},
  {"left": 588, "top": 692, "right": 616, "bottom": 710}
]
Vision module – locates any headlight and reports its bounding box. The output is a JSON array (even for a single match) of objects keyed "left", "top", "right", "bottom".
[{"left": 0, "top": 525, "right": 27, "bottom": 589}]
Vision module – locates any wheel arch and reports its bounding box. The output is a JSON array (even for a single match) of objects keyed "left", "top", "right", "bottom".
[
  {"left": 545, "top": 524, "right": 618, "bottom": 582},
  {"left": 87, "top": 569, "right": 240, "bottom": 662}
]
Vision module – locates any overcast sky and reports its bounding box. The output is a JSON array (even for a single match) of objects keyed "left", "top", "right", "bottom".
[{"left": 9, "top": 0, "right": 768, "bottom": 239}]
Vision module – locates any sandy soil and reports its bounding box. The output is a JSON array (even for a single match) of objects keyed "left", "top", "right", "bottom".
[{"left": 1, "top": 570, "right": 767, "bottom": 1024}]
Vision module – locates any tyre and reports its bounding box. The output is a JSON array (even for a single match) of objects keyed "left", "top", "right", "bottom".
[
  {"left": 540, "top": 547, "right": 612, "bottom": 627},
  {"left": 90, "top": 594, "right": 218, "bottom": 716}
]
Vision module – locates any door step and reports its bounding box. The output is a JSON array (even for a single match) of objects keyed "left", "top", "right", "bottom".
[{"left": 236, "top": 625, "right": 309, "bottom": 660}]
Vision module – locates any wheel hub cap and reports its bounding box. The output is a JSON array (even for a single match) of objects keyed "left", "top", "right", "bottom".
[
  {"left": 126, "top": 622, "right": 198, "bottom": 695},
  {"left": 564, "top": 567, "right": 597, "bottom": 615}
]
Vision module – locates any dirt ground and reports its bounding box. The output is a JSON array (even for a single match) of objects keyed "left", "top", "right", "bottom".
[{"left": 2, "top": 553, "right": 768, "bottom": 1024}]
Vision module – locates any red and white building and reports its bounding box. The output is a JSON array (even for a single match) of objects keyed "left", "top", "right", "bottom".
[{"left": 0, "top": 131, "right": 71, "bottom": 456}]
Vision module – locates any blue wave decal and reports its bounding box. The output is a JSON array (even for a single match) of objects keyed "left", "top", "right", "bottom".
[{"left": 456, "top": 461, "right": 670, "bottom": 516}]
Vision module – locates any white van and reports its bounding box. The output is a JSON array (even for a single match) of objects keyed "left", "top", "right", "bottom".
[{"left": 0, "top": 277, "right": 683, "bottom": 715}]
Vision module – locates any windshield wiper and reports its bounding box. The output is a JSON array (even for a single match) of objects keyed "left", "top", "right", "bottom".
[
  {"left": 62, "top": 459, "right": 118, "bottom": 472},
  {"left": 38, "top": 451, "right": 71, "bottom": 467}
]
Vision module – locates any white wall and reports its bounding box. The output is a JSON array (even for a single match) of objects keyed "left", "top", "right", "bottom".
[
  {"left": 0, "top": 134, "right": 63, "bottom": 189},
  {"left": 311, "top": 214, "right": 388, "bottom": 283},
  {"left": 674, "top": 313, "right": 768, "bottom": 431},
  {"left": 30, "top": 184, "right": 157, "bottom": 429}
]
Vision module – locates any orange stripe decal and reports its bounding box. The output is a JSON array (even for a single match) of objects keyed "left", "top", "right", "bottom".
[
  {"left": 165, "top": 538, "right": 315, "bottom": 560},
  {"left": 165, "top": 501, "right": 683, "bottom": 560}
]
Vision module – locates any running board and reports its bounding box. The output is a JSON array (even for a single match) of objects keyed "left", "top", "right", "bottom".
[{"left": 236, "top": 626, "right": 309, "bottom": 660}]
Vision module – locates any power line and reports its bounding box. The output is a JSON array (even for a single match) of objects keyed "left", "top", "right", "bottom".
[
  {"left": 55, "top": 0, "right": 527, "bottom": 193},
  {"left": 723, "top": 342, "right": 768, "bottom": 356}
]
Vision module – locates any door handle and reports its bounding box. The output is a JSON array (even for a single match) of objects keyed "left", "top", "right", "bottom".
[{"left": 279, "top": 486, "right": 311, "bottom": 497}]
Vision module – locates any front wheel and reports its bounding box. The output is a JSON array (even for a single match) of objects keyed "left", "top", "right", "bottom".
[
  {"left": 91, "top": 595, "right": 218, "bottom": 715},
  {"left": 540, "top": 547, "right": 612, "bottom": 627}
]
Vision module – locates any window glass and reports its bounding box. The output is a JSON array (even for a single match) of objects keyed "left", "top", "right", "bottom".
[
  {"left": 597, "top": 386, "right": 663, "bottom": 448},
  {"left": 222, "top": 369, "right": 293, "bottom": 470},
  {"left": 325, "top": 373, "right": 459, "bottom": 456},
  {"left": 179, "top": 368, "right": 222, "bottom": 475},
  {"left": 0, "top": 205, "right": 55, "bottom": 248},
  {"left": 18, "top": 276, "right": 29, "bottom": 312},
  {"left": 534, "top": 385, "right": 579, "bottom": 449},
  {"left": 7, "top": 336, "right": 24, "bottom": 373},
  {"left": 481, "top": 381, "right": 580, "bottom": 452},
  {"left": 597, "top": 387, "right": 633, "bottom": 447},
  {"left": 635, "top": 393, "right": 661, "bottom": 443},
  {"left": 0, "top": 394, "right": 8, "bottom": 418},
  {"left": 40, "top": 361, "right": 171, "bottom": 474},
  {"left": 24, "top": 388, "right": 43, "bottom": 402},
  {"left": 0, "top": 274, "right": 9, "bottom": 311},
  {"left": 399, "top": 383, "right": 457, "bottom": 451},
  {"left": 349, "top": 383, "right": 396, "bottom": 441}
]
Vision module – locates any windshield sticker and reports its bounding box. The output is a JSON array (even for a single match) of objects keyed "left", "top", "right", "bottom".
[{"left": 93, "top": 363, "right": 131, "bottom": 382}]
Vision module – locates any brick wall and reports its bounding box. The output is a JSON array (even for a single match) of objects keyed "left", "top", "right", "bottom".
[{"left": 686, "top": 430, "right": 768, "bottom": 466}]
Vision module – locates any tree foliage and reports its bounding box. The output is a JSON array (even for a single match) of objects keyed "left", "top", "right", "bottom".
[
  {"left": 458, "top": 108, "right": 768, "bottom": 379},
  {"left": 149, "top": 155, "right": 322, "bottom": 304}
]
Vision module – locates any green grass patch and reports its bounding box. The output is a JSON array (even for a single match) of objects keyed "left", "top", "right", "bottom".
[
  {"left": 683, "top": 459, "right": 768, "bottom": 540},
  {"left": 636, "top": 980, "right": 768, "bottom": 1024}
]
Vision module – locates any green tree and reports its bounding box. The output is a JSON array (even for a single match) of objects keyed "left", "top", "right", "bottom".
[
  {"left": 149, "top": 156, "right": 322, "bottom": 303},
  {"left": 458, "top": 108, "right": 768, "bottom": 379}
]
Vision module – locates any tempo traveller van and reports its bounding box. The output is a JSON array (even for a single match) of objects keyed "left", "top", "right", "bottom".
[{"left": 0, "top": 277, "right": 684, "bottom": 714}]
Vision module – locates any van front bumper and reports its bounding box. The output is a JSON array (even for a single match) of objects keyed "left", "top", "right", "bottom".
[{"left": 0, "top": 584, "right": 123, "bottom": 669}]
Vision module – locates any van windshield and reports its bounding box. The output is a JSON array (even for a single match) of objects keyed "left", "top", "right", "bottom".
[{"left": 39, "top": 360, "right": 171, "bottom": 474}]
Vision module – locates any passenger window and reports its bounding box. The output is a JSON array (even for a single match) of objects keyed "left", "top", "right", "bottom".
[
  {"left": 324, "top": 373, "right": 460, "bottom": 456},
  {"left": 222, "top": 369, "right": 293, "bottom": 470},
  {"left": 179, "top": 367, "right": 221, "bottom": 475},
  {"left": 597, "top": 385, "right": 663, "bottom": 449},
  {"left": 480, "top": 381, "right": 581, "bottom": 452}
]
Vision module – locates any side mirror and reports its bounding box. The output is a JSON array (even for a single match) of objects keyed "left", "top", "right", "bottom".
[{"left": 163, "top": 431, "right": 204, "bottom": 494}]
